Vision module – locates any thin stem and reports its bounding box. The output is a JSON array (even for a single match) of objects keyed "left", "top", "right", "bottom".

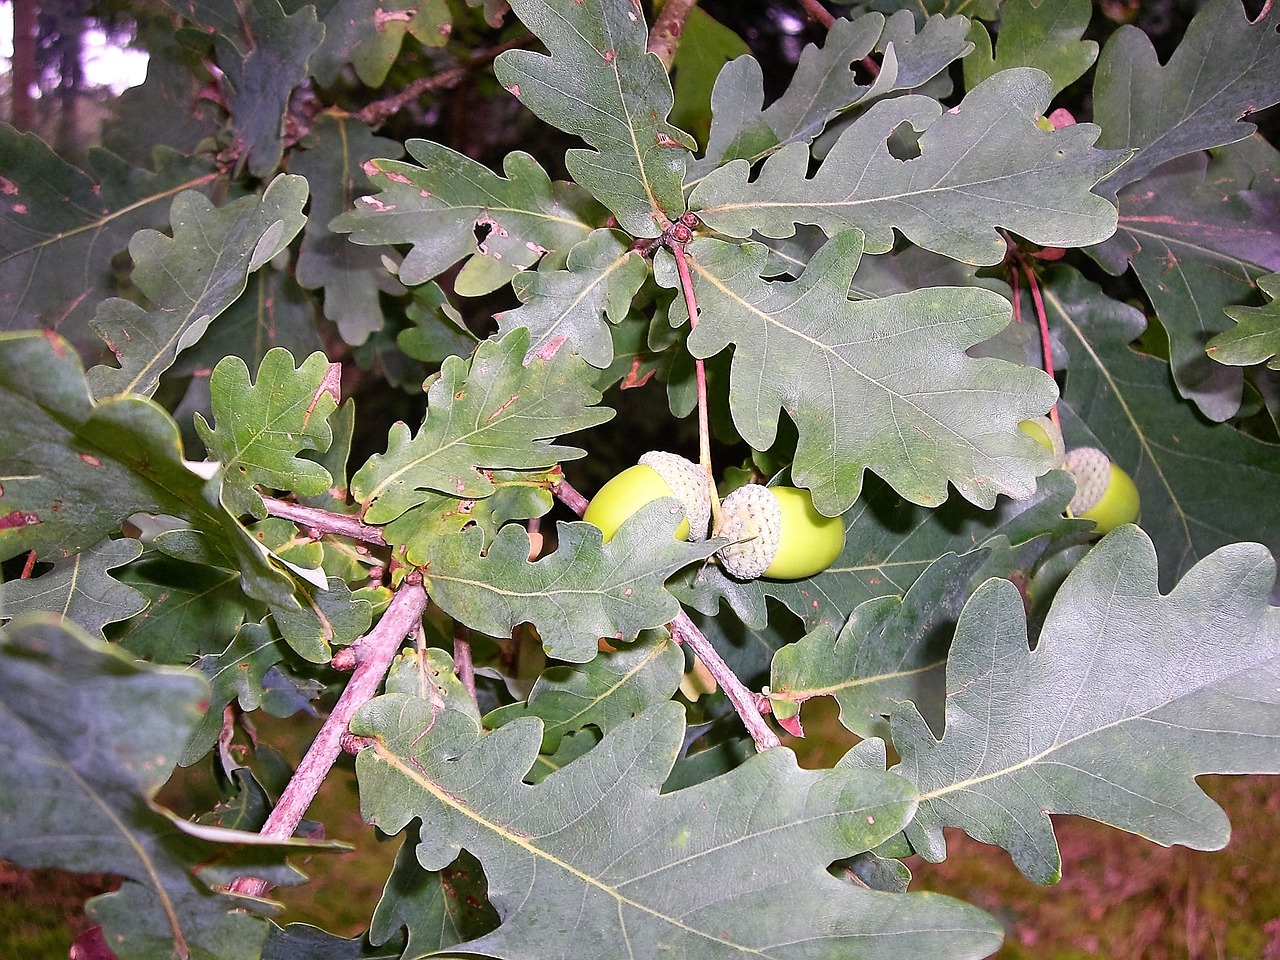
[
  {"left": 648, "top": 0, "right": 698, "bottom": 71},
  {"left": 669, "top": 610, "right": 781, "bottom": 752},
  {"left": 228, "top": 578, "right": 428, "bottom": 899},
  {"left": 795, "top": 0, "right": 835, "bottom": 28},
  {"left": 261, "top": 496, "right": 388, "bottom": 546},
  {"left": 669, "top": 242, "right": 720, "bottom": 527},
  {"left": 1020, "top": 259, "right": 1061, "bottom": 433},
  {"left": 552, "top": 481, "right": 779, "bottom": 752},
  {"left": 453, "top": 620, "right": 478, "bottom": 706}
]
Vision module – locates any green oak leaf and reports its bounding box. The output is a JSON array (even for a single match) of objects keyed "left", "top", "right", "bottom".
[
  {"left": 769, "top": 550, "right": 992, "bottom": 743},
  {"left": 311, "top": 0, "right": 450, "bottom": 87},
  {"left": 667, "top": 232, "right": 1058, "bottom": 516},
  {"left": 0, "top": 616, "right": 338, "bottom": 960},
  {"left": 351, "top": 328, "right": 611, "bottom": 524},
  {"left": 351, "top": 693, "right": 1003, "bottom": 959},
  {"left": 397, "top": 282, "right": 480, "bottom": 364},
  {"left": 1088, "top": 139, "right": 1280, "bottom": 421},
  {"left": 963, "top": 0, "right": 1097, "bottom": 99},
  {"left": 0, "top": 537, "right": 148, "bottom": 638},
  {"left": 331, "top": 140, "right": 602, "bottom": 295},
  {"left": 423, "top": 501, "right": 719, "bottom": 662},
  {"left": 1044, "top": 265, "right": 1280, "bottom": 587},
  {"left": 0, "top": 332, "right": 298, "bottom": 610},
  {"left": 496, "top": 229, "right": 647, "bottom": 368},
  {"left": 494, "top": 0, "right": 696, "bottom": 237},
  {"left": 369, "top": 836, "right": 499, "bottom": 957},
  {"left": 1211, "top": 272, "right": 1280, "bottom": 370},
  {"left": 270, "top": 575, "right": 373, "bottom": 664},
  {"left": 893, "top": 528, "right": 1280, "bottom": 884},
  {"left": 485, "top": 630, "right": 683, "bottom": 750},
  {"left": 690, "top": 68, "right": 1123, "bottom": 266},
  {"left": 88, "top": 174, "right": 309, "bottom": 399},
  {"left": 183, "top": 620, "right": 287, "bottom": 764},
  {"left": 293, "top": 115, "right": 407, "bottom": 345},
  {"left": 1094, "top": 0, "right": 1280, "bottom": 195},
  {"left": 687, "top": 11, "right": 973, "bottom": 183},
  {"left": 0, "top": 128, "right": 215, "bottom": 342},
  {"left": 195, "top": 347, "right": 341, "bottom": 518},
  {"left": 668, "top": 7, "right": 751, "bottom": 148}
]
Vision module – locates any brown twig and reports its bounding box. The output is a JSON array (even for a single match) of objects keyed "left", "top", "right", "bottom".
[
  {"left": 453, "top": 619, "right": 478, "bottom": 706},
  {"left": 648, "top": 0, "right": 698, "bottom": 71},
  {"left": 261, "top": 496, "right": 388, "bottom": 546},
  {"left": 228, "top": 577, "right": 428, "bottom": 900},
  {"left": 552, "top": 479, "right": 780, "bottom": 753},
  {"left": 795, "top": 0, "right": 835, "bottom": 29},
  {"left": 357, "top": 34, "right": 535, "bottom": 128}
]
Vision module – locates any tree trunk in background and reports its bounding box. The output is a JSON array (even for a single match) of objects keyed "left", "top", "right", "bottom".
[{"left": 11, "top": 0, "right": 38, "bottom": 131}]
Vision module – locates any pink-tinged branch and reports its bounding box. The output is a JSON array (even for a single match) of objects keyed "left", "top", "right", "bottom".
[
  {"left": 262, "top": 496, "right": 388, "bottom": 546},
  {"left": 228, "top": 578, "right": 428, "bottom": 899}
]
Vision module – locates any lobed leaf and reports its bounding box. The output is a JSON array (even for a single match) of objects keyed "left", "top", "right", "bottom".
[
  {"left": 893, "top": 528, "right": 1280, "bottom": 884},
  {"left": 1045, "top": 265, "right": 1280, "bottom": 587},
  {"left": 669, "top": 231, "right": 1058, "bottom": 516},
  {"left": 422, "top": 501, "right": 718, "bottom": 663},
  {"left": 691, "top": 68, "right": 1123, "bottom": 266},
  {"left": 496, "top": 228, "right": 647, "bottom": 368},
  {"left": 351, "top": 328, "right": 611, "bottom": 524},
  {"left": 1094, "top": 0, "right": 1280, "bottom": 194},
  {"left": 331, "top": 141, "right": 602, "bottom": 295},
  {"left": 687, "top": 11, "right": 973, "bottom": 183},
  {"left": 292, "top": 115, "right": 407, "bottom": 345},
  {"left": 494, "top": 0, "right": 696, "bottom": 236},
  {"left": 195, "top": 347, "right": 341, "bottom": 518},
  {"left": 311, "top": 0, "right": 451, "bottom": 87},
  {"left": 0, "top": 537, "right": 148, "bottom": 637},
  {"left": 88, "top": 174, "right": 309, "bottom": 399},
  {"left": 352, "top": 693, "right": 1004, "bottom": 959},
  {"left": 0, "top": 129, "right": 215, "bottom": 342},
  {"left": 963, "top": 0, "right": 1097, "bottom": 99},
  {"left": 1210, "top": 271, "right": 1280, "bottom": 370}
]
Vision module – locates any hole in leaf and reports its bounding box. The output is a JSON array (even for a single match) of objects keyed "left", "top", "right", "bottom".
[
  {"left": 886, "top": 121, "right": 922, "bottom": 161},
  {"left": 473, "top": 220, "right": 493, "bottom": 250}
]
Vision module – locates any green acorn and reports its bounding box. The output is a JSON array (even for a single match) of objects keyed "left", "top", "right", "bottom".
[
  {"left": 1063, "top": 447, "right": 1140, "bottom": 534},
  {"left": 714, "top": 484, "right": 845, "bottom": 580},
  {"left": 583, "top": 451, "right": 711, "bottom": 542}
]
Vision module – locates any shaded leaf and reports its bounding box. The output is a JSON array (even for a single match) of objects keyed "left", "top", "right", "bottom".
[
  {"left": 311, "top": 0, "right": 451, "bottom": 87},
  {"left": 668, "top": 7, "right": 751, "bottom": 148},
  {"left": 669, "top": 232, "right": 1057, "bottom": 515},
  {"left": 893, "top": 528, "right": 1280, "bottom": 884},
  {"left": 691, "top": 68, "right": 1122, "bottom": 265},
  {"left": 963, "top": 0, "right": 1097, "bottom": 98},
  {"left": 352, "top": 694, "right": 1003, "bottom": 959},
  {"left": 1088, "top": 140, "right": 1280, "bottom": 420},
  {"left": 397, "top": 282, "right": 480, "bottom": 364},
  {"left": 770, "top": 549, "right": 992, "bottom": 742},
  {"left": 264, "top": 923, "right": 403, "bottom": 960},
  {"left": 0, "top": 128, "right": 215, "bottom": 341},
  {"left": 0, "top": 537, "right": 148, "bottom": 637},
  {"left": 351, "top": 328, "right": 611, "bottom": 524},
  {"left": 331, "top": 140, "right": 602, "bottom": 293},
  {"left": 369, "top": 836, "right": 499, "bottom": 958},
  {"left": 1211, "top": 271, "right": 1280, "bottom": 370},
  {"left": 0, "top": 616, "right": 334, "bottom": 960},
  {"left": 494, "top": 0, "right": 695, "bottom": 236},
  {"left": 293, "top": 115, "right": 407, "bottom": 345},
  {"left": 195, "top": 347, "right": 340, "bottom": 517},
  {"left": 423, "top": 500, "right": 718, "bottom": 662},
  {"left": 1094, "top": 0, "right": 1280, "bottom": 194},
  {"left": 0, "top": 332, "right": 298, "bottom": 610},
  {"left": 270, "top": 575, "right": 373, "bottom": 663},
  {"left": 496, "top": 228, "right": 647, "bottom": 368},
  {"left": 88, "top": 175, "right": 310, "bottom": 399},
  {"left": 485, "top": 630, "right": 683, "bottom": 750},
  {"left": 687, "top": 11, "right": 973, "bottom": 182},
  {"left": 1045, "top": 265, "right": 1280, "bottom": 586},
  {"left": 184, "top": 620, "right": 287, "bottom": 764}
]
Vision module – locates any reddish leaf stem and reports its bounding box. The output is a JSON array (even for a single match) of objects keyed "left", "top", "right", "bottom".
[
  {"left": 795, "top": 0, "right": 834, "bottom": 29},
  {"left": 261, "top": 496, "right": 388, "bottom": 546},
  {"left": 553, "top": 479, "right": 779, "bottom": 752},
  {"left": 648, "top": 0, "right": 698, "bottom": 71},
  {"left": 453, "top": 620, "right": 478, "bottom": 706},
  {"left": 228, "top": 578, "right": 428, "bottom": 899},
  {"left": 1019, "top": 259, "right": 1061, "bottom": 433},
  {"left": 668, "top": 240, "right": 719, "bottom": 524}
]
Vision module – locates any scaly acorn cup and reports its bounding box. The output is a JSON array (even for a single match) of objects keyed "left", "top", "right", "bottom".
[
  {"left": 714, "top": 484, "right": 845, "bottom": 580},
  {"left": 1019, "top": 416, "right": 1065, "bottom": 467},
  {"left": 582, "top": 451, "right": 711, "bottom": 543},
  {"left": 1063, "top": 446, "right": 1140, "bottom": 534}
]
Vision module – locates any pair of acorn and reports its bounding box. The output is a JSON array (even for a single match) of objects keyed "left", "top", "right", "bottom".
[
  {"left": 583, "top": 451, "right": 845, "bottom": 581},
  {"left": 583, "top": 425, "right": 1139, "bottom": 583}
]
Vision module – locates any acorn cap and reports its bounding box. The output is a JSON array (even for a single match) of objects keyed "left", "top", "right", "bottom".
[
  {"left": 1064, "top": 446, "right": 1111, "bottom": 515},
  {"left": 714, "top": 484, "right": 782, "bottom": 579},
  {"left": 639, "top": 451, "right": 711, "bottom": 541}
]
